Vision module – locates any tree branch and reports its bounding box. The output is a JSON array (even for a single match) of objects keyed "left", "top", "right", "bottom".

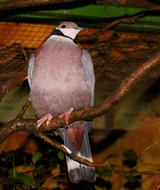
[
  {"left": 0, "top": 0, "right": 81, "bottom": 12},
  {"left": 33, "top": 132, "right": 125, "bottom": 175},
  {"left": 0, "top": 51, "right": 160, "bottom": 143},
  {"left": 34, "top": 131, "right": 109, "bottom": 168},
  {"left": 15, "top": 98, "right": 31, "bottom": 120},
  {"left": 34, "top": 131, "right": 160, "bottom": 176},
  {"left": 0, "top": 49, "right": 160, "bottom": 177},
  {"left": 106, "top": 13, "right": 145, "bottom": 30}
]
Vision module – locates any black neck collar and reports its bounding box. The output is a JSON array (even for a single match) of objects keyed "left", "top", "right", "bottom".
[{"left": 51, "top": 29, "right": 74, "bottom": 41}]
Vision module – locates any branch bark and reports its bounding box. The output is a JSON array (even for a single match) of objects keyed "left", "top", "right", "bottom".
[
  {"left": 34, "top": 131, "right": 160, "bottom": 176},
  {"left": 0, "top": 51, "right": 160, "bottom": 143},
  {"left": 106, "top": 13, "right": 145, "bottom": 30},
  {"left": 0, "top": 0, "right": 81, "bottom": 12},
  {"left": 0, "top": 49, "right": 160, "bottom": 176}
]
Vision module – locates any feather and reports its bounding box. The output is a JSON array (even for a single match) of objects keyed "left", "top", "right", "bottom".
[
  {"left": 28, "top": 53, "right": 35, "bottom": 88},
  {"left": 28, "top": 22, "right": 95, "bottom": 184},
  {"left": 61, "top": 121, "right": 95, "bottom": 183}
]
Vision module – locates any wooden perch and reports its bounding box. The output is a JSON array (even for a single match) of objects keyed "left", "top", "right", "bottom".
[
  {"left": 0, "top": 50, "right": 160, "bottom": 176},
  {"left": 0, "top": 50, "right": 160, "bottom": 143}
]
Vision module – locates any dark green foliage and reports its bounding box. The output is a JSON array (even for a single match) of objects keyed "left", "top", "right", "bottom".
[
  {"left": 58, "top": 151, "right": 65, "bottom": 161},
  {"left": 96, "top": 168, "right": 112, "bottom": 177},
  {"left": 123, "top": 149, "right": 138, "bottom": 168},
  {"left": 122, "top": 149, "right": 141, "bottom": 190},
  {"left": 123, "top": 149, "right": 138, "bottom": 162},
  {"left": 0, "top": 138, "right": 141, "bottom": 190},
  {"left": 0, "top": 141, "right": 66, "bottom": 190}
]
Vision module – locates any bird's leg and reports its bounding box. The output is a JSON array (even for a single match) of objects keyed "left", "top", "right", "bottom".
[
  {"left": 37, "top": 113, "right": 53, "bottom": 128},
  {"left": 59, "top": 107, "right": 74, "bottom": 125}
]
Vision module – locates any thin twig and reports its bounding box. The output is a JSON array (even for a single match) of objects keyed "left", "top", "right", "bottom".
[
  {"left": 21, "top": 47, "right": 29, "bottom": 64},
  {"left": 34, "top": 131, "right": 160, "bottom": 176},
  {"left": 140, "top": 140, "right": 160, "bottom": 157},
  {"left": 106, "top": 13, "right": 145, "bottom": 30},
  {"left": 16, "top": 98, "right": 31, "bottom": 120},
  {"left": 34, "top": 131, "right": 108, "bottom": 167}
]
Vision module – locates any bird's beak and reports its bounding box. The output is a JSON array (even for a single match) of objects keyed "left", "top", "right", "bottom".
[{"left": 77, "top": 26, "right": 83, "bottom": 31}]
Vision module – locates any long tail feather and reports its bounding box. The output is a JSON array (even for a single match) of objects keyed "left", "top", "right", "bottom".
[{"left": 61, "top": 122, "right": 95, "bottom": 184}]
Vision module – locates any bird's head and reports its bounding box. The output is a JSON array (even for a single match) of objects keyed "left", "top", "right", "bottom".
[{"left": 55, "top": 22, "right": 83, "bottom": 40}]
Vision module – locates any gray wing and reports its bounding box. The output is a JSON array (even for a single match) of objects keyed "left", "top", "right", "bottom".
[
  {"left": 82, "top": 49, "right": 95, "bottom": 106},
  {"left": 28, "top": 53, "right": 35, "bottom": 88}
]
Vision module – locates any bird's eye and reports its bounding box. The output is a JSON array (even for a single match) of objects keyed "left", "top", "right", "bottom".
[{"left": 61, "top": 25, "right": 66, "bottom": 28}]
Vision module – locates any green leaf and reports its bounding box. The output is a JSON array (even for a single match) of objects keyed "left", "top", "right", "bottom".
[
  {"left": 96, "top": 168, "right": 112, "bottom": 177},
  {"left": 123, "top": 149, "right": 138, "bottom": 162},
  {"left": 13, "top": 172, "right": 33, "bottom": 185},
  {"left": 58, "top": 151, "right": 65, "bottom": 161},
  {"left": 21, "top": 174, "right": 33, "bottom": 186},
  {"left": 32, "top": 152, "right": 43, "bottom": 164},
  {"left": 48, "top": 149, "right": 54, "bottom": 153},
  {"left": 125, "top": 175, "right": 138, "bottom": 182},
  {"left": 8, "top": 168, "right": 16, "bottom": 179}
]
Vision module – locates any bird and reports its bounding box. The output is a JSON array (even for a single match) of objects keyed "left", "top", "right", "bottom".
[{"left": 28, "top": 22, "right": 95, "bottom": 184}]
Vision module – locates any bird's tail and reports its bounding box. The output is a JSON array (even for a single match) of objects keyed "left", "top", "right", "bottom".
[{"left": 61, "top": 122, "right": 95, "bottom": 184}]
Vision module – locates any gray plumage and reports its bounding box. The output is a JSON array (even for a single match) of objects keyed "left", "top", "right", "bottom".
[{"left": 28, "top": 22, "right": 95, "bottom": 184}]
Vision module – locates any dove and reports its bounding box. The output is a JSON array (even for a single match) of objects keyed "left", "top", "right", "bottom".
[{"left": 28, "top": 22, "right": 95, "bottom": 184}]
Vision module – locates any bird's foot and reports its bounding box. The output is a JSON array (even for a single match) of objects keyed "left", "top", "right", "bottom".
[
  {"left": 37, "top": 113, "right": 53, "bottom": 128},
  {"left": 59, "top": 107, "right": 74, "bottom": 125}
]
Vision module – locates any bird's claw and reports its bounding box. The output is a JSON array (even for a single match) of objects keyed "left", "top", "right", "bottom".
[
  {"left": 59, "top": 107, "right": 74, "bottom": 125},
  {"left": 37, "top": 113, "right": 53, "bottom": 128}
]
